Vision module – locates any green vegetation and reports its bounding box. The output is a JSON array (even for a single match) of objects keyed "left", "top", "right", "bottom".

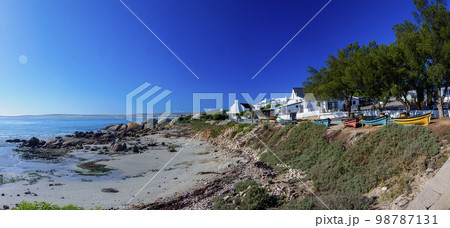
[
  {"left": 200, "top": 113, "right": 229, "bottom": 121},
  {"left": 230, "top": 123, "right": 253, "bottom": 138},
  {"left": 178, "top": 115, "right": 192, "bottom": 123},
  {"left": 283, "top": 195, "right": 376, "bottom": 210},
  {"left": 189, "top": 121, "right": 235, "bottom": 138},
  {"left": 260, "top": 104, "right": 271, "bottom": 110},
  {"left": 12, "top": 201, "right": 84, "bottom": 210},
  {"left": 0, "top": 172, "right": 46, "bottom": 185},
  {"left": 76, "top": 159, "right": 113, "bottom": 176},
  {"left": 213, "top": 180, "right": 278, "bottom": 210},
  {"left": 303, "top": 0, "right": 450, "bottom": 117},
  {"left": 260, "top": 122, "right": 440, "bottom": 195}
]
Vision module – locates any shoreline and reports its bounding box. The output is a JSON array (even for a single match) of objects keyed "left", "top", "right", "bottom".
[{"left": 0, "top": 126, "right": 242, "bottom": 209}]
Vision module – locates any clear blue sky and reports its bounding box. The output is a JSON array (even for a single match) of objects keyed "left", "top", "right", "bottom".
[{"left": 0, "top": 0, "right": 417, "bottom": 115}]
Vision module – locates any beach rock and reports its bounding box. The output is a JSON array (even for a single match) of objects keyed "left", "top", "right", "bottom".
[
  {"left": 118, "top": 124, "right": 128, "bottom": 132},
  {"left": 92, "top": 132, "right": 104, "bottom": 138},
  {"left": 127, "top": 122, "right": 142, "bottom": 131},
  {"left": 3, "top": 205, "right": 9, "bottom": 210},
  {"left": 6, "top": 139, "right": 22, "bottom": 143},
  {"left": 109, "top": 142, "right": 127, "bottom": 152},
  {"left": 169, "top": 118, "right": 178, "bottom": 126},
  {"left": 43, "top": 138, "right": 62, "bottom": 148},
  {"left": 157, "top": 118, "right": 169, "bottom": 125},
  {"left": 101, "top": 188, "right": 119, "bottom": 193},
  {"left": 27, "top": 137, "right": 40, "bottom": 148},
  {"left": 132, "top": 145, "right": 139, "bottom": 153},
  {"left": 103, "top": 124, "right": 123, "bottom": 131},
  {"left": 167, "top": 145, "right": 176, "bottom": 152}
]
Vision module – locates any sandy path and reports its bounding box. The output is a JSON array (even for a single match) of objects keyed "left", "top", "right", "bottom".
[{"left": 0, "top": 134, "right": 241, "bottom": 209}]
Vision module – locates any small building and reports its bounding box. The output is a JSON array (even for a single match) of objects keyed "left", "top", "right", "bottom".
[{"left": 227, "top": 100, "right": 244, "bottom": 119}]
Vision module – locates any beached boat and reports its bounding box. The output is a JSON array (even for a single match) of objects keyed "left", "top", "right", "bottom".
[
  {"left": 276, "top": 116, "right": 297, "bottom": 125},
  {"left": 314, "top": 118, "right": 331, "bottom": 126},
  {"left": 393, "top": 113, "right": 432, "bottom": 126},
  {"left": 360, "top": 116, "right": 388, "bottom": 127},
  {"left": 342, "top": 118, "right": 359, "bottom": 128},
  {"left": 259, "top": 116, "right": 277, "bottom": 120},
  {"left": 296, "top": 119, "right": 308, "bottom": 124}
]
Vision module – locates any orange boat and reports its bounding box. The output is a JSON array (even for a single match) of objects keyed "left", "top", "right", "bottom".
[{"left": 342, "top": 118, "right": 359, "bottom": 128}]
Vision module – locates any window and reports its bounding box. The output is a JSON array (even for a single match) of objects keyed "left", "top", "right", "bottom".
[
  {"left": 296, "top": 105, "right": 298, "bottom": 108},
  {"left": 353, "top": 101, "right": 356, "bottom": 105},
  {"left": 317, "top": 102, "right": 321, "bottom": 106}
]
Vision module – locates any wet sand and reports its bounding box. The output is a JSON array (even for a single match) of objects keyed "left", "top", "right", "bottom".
[{"left": 0, "top": 133, "right": 240, "bottom": 209}]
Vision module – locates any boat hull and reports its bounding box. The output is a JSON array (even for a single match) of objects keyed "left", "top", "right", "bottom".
[
  {"left": 342, "top": 118, "right": 359, "bottom": 128},
  {"left": 360, "top": 116, "right": 388, "bottom": 126},
  {"left": 393, "top": 113, "right": 431, "bottom": 126},
  {"left": 314, "top": 118, "right": 331, "bottom": 126}
]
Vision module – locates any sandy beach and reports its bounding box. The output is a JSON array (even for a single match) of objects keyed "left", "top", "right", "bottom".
[{"left": 0, "top": 132, "right": 241, "bottom": 209}]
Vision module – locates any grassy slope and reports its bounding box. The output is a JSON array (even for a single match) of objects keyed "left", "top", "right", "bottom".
[{"left": 186, "top": 120, "right": 444, "bottom": 209}]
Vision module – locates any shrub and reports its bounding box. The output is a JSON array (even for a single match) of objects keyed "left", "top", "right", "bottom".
[
  {"left": 213, "top": 180, "right": 277, "bottom": 210},
  {"left": 283, "top": 195, "right": 376, "bottom": 210},
  {"left": 260, "top": 122, "right": 441, "bottom": 195},
  {"left": 230, "top": 123, "right": 252, "bottom": 138},
  {"left": 234, "top": 179, "right": 257, "bottom": 192},
  {"left": 12, "top": 201, "right": 84, "bottom": 210}
]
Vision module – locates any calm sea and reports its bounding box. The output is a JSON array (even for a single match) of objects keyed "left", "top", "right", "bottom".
[{"left": 0, "top": 117, "right": 128, "bottom": 176}]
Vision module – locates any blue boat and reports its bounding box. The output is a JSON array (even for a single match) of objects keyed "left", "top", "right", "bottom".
[
  {"left": 360, "top": 116, "right": 388, "bottom": 127},
  {"left": 314, "top": 118, "right": 331, "bottom": 126}
]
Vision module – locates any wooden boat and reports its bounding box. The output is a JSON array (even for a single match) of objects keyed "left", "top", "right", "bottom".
[
  {"left": 360, "top": 116, "right": 388, "bottom": 127},
  {"left": 258, "top": 116, "right": 277, "bottom": 121},
  {"left": 393, "top": 113, "right": 431, "bottom": 126},
  {"left": 342, "top": 118, "right": 359, "bottom": 128},
  {"left": 314, "top": 118, "right": 331, "bottom": 126},
  {"left": 277, "top": 116, "right": 296, "bottom": 125},
  {"left": 296, "top": 119, "right": 308, "bottom": 124}
]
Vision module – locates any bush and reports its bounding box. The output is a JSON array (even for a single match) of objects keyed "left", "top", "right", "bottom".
[
  {"left": 283, "top": 195, "right": 376, "bottom": 210},
  {"left": 12, "top": 201, "right": 84, "bottom": 210},
  {"left": 260, "top": 122, "right": 440, "bottom": 195},
  {"left": 213, "top": 180, "right": 277, "bottom": 210},
  {"left": 230, "top": 123, "right": 252, "bottom": 138},
  {"left": 234, "top": 179, "right": 257, "bottom": 192}
]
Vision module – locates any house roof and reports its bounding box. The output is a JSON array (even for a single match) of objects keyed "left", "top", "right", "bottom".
[{"left": 292, "top": 88, "right": 304, "bottom": 98}]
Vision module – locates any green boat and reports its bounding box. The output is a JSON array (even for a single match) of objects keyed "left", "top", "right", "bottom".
[
  {"left": 313, "top": 118, "right": 331, "bottom": 126},
  {"left": 360, "top": 116, "right": 388, "bottom": 127}
]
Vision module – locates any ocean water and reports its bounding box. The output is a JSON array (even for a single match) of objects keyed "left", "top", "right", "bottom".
[{"left": 0, "top": 117, "right": 128, "bottom": 178}]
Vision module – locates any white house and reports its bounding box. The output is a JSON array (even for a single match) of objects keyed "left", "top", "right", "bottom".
[
  {"left": 227, "top": 100, "right": 244, "bottom": 119},
  {"left": 250, "top": 87, "right": 363, "bottom": 120}
]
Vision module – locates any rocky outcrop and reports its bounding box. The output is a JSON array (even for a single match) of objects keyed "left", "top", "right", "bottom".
[
  {"left": 26, "top": 137, "right": 41, "bottom": 148},
  {"left": 127, "top": 122, "right": 142, "bottom": 131},
  {"left": 109, "top": 142, "right": 127, "bottom": 152}
]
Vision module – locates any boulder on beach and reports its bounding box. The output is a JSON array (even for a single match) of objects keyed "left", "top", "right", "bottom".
[
  {"left": 109, "top": 142, "right": 127, "bottom": 152},
  {"left": 101, "top": 188, "right": 119, "bottom": 193},
  {"left": 167, "top": 145, "right": 176, "bottom": 152},
  {"left": 169, "top": 118, "right": 178, "bottom": 126},
  {"left": 126, "top": 122, "right": 142, "bottom": 131},
  {"left": 157, "top": 118, "right": 169, "bottom": 125},
  {"left": 103, "top": 124, "right": 123, "bottom": 132},
  {"left": 132, "top": 145, "right": 139, "bottom": 153},
  {"left": 5, "top": 139, "right": 24, "bottom": 143},
  {"left": 27, "top": 137, "right": 40, "bottom": 148},
  {"left": 118, "top": 124, "right": 128, "bottom": 132}
]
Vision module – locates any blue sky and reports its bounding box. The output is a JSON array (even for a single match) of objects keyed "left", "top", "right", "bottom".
[{"left": 0, "top": 0, "right": 418, "bottom": 115}]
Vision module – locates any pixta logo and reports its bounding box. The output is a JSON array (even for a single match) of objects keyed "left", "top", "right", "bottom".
[{"left": 126, "top": 82, "right": 172, "bottom": 128}]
